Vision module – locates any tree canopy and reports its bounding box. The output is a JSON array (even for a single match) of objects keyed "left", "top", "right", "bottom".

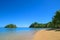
[
  {"left": 52, "top": 10, "right": 60, "bottom": 28},
  {"left": 29, "top": 22, "right": 47, "bottom": 28},
  {"left": 29, "top": 10, "right": 60, "bottom": 28},
  {"left": 5, "top": 24, "right": 17, "bottom": 28}
]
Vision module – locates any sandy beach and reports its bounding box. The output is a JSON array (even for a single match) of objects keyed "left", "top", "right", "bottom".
[{"left": 33, "top": 29, "right": 60, "bottom": 40}]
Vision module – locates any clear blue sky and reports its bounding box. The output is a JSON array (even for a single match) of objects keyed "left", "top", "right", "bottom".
[{"left": 0, "top": 0, "right": 60, "bottom": 27}]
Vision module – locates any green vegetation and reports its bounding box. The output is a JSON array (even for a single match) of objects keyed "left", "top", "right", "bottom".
[
  {"left": 29, "top": 10, "right": 60, "bottom": 28},
  {"left": 29, "top": 22, "right": 47, "bottom": 28},
  {"left": 5, "top": 24, "right": 17, "bottom": 28},
  {"left": 52, "top": 10, "right": 60, "bottom": 28},
  {"left": 4, "top": 10, "right": 60, "bottom": 28}
]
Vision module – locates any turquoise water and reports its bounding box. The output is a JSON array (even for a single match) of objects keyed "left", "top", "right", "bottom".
[{"left": 0, "top": 28, "right": 48, "bottom": 40}]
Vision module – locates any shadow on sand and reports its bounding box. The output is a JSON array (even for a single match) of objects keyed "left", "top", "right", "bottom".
[{"left": 46, "top": 28, "right": 60, "bottom": 31}]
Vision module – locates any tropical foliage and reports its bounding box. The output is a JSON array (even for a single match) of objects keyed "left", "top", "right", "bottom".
[
  {"left": 52, "top": 10, "right": 60, "bottom": 28},
  {"left": 29, "top": 22, "right": 47, "bottom": 28},
  {"left": 5, "top": 24, "right": 17, "bottom": 28},
  {"left": 29, "top": 10, "right": 60, "bottom": 28}
]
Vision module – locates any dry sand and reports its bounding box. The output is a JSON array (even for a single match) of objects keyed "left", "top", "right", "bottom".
[{"left": 33, "top": 30, "right": 60, "bottom": 40}]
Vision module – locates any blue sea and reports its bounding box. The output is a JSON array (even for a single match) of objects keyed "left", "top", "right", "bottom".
[{"left": 0, "top": 28, "right": 49, "bottom": 40}]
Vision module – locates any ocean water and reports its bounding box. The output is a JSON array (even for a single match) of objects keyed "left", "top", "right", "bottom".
[{"left": 0, "top": 28, "right": 47, "bottom": 40}]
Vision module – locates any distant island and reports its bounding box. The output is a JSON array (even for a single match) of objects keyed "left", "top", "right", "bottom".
[
  {"left": 5, "top": 24, "right": 17, "bottom": 28},
  {"left": 29, "top": 10, "right": 60, "bottom": 28}
]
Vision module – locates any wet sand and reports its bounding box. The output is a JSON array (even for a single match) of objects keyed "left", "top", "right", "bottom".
[{"left": 33, "top": 30, "right": 60, "bottom": 40}]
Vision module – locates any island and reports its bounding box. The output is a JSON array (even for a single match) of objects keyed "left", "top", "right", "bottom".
[{"left": 5, "top": 24, "right": 17, "bottom": 28}]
